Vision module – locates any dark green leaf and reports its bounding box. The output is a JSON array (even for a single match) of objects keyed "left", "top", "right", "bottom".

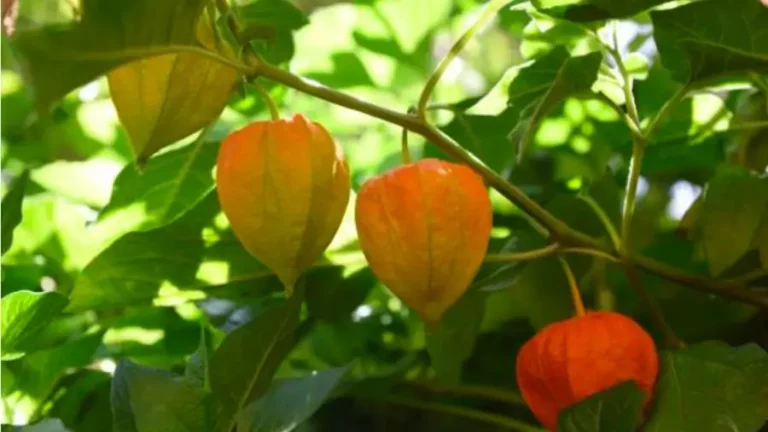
[
  {"left": 557, "top": 381, "right": 646, "bottom": 432},
  {"left": 695, "top": 166, "right": 768, "bottom": 276},
  {"left": 111, "top": 361, "right": 208, "bottom": 432},
  {"left": 305, "top": 53, "right": 376, "bottom": 89},
  {"left": 507, "top": 48, "right": 602, "bottom": 160},
  {"left": 426, "top": 289, "right": 487, "bottom": 384},
  {"left": 652, "top": 0, "right": 768, "bottom": 86},
  {"left": 756, "top": 214, "right": 768, "bottom": 270},
  {"left": 438, "top": 108, "right": 518, "bottom": 174},
  {"left": 185, "top": 324, "right": 225, "bottom": 391},
  {"left": 533, "top": 0, "right": 669, "bottom": 22},
  {"left": 236, "top": 366, "right": 349, "bottom": 432},
  {"left": 305, "top": 266, "right": 376, "bottom": 322},
  {"left": 1, "top": 290, "right": 69, "bottom": 360},
  {"left": 210, "top": 291, "right": 304, "bottom": 432},
  {"left": 12, "top": 0, "right": 234, "bottom": 110},
  {"left": 644, "top": 342, "right": 768, "bottom": 432},
  {"left": 98, "top": 139, "right": 219, "bottom": 233},
  {"left": 233, "top": 0, "right": 308, "bottom": 65},
  {"left": 1, "top": 170, "right": 29, "bottom": 255}
]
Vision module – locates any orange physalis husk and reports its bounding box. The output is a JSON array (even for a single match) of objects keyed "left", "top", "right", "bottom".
[
  {"left": 515, "top": 311, "right": 659, "bottom": 431},
  {"left": 216, "top": 113, "right": 350, "bottom": 295},
  {"left": 355, "top": 158, "right": 492, "bottom": 323}
]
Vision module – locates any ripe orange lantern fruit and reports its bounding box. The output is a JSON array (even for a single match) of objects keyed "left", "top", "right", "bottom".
[
  {"left": 216, "top": 113, "right": 350, "bottom": 295},
  {"left": 515, "top": 311, "right": 659, "bottom": 431},
  {"left": 355, "top": 159, "right": 492, "bottom": 323}
]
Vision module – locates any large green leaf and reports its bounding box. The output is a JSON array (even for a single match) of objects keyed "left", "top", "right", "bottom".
[
  {"left": 533, "top": 0, "right": 670, "bottom": 22},
  {"left": 557, "top": 381, "right": 646, "bottom": 432},
  {"left": 1, "top": 290, "right": 69, "bottom": 360},
  {"left": 210, "top": 291, "right": 304, "bottom": 432},
  {"left": 97, "top": 138, "right": 219, "bottom": 235},
  {"left": 644, "top": 342, "right": 768, "bottom": 432},
  {"left": 652, "top": 0, "right": 768, "bottom": 86},
  {"left": 507, "top": 48, "right": 602, "bottom": 160},
  {"left": 695, "top": 166, "right": 768, "bottom": 276},
  {"left": 1, "top": 170, "right": 29, "bottom": 255},
  {"left": 237, "top": 366, "right": 349, "bottom": 432},
  {"left": 438, "top": 108, "right": 519, "bottom": 174},
  {"left": 111, "top": 361, "right": 209, "bottom": 432},
  {"left": 12, "top": 0, "right": 236, "bottom": 110},
  {"left": 426, "top": 289, "right": 487, "bottom": 384},
  {"left": 305, "top": 266, "right": 376, "bottom": 322}
]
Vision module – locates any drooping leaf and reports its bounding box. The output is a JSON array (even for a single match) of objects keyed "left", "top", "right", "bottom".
[
  {"left": 97, "top": 137, "right": 219, "bottom": 235},
  {"left": 438, "top": 108, "right": 518, "bottom": 174},
  {"left": 533, "top": 0, "right": 670, "bottom": 22},
  {"left": 236, "top": 366, "right": 349, "bottom": 432},
  {"left": 507, "top": 48, "right": 602, "bottom": 160},
  {"left": 12, "top": 0, "right": 236, "bottom": 110},
  {"left": 644, "top": 342, "right": 768, "bottom": 432},
  {"left": 652, "top": 0, "right": 768, "bottom": 86},
  {"left": 210, "top": 290, "right": 304, "bottom": 432},
  {"left": 1, "top": 290, "right": 69, "bottom": 360},
  {"left": 426, "top": 289, "right": 487, "bottom": 384},
  {"left": 557, "top": 381, "right": 647, "bottom": 432},
  {"left": 111, "top": 361, "right": 209, "bottom": 432},
  {"left": 695, "top": 166, "right": 768, "bottom": 276},
  {"left": 1, "top": 170, "right": 29, "bottom": 255}
]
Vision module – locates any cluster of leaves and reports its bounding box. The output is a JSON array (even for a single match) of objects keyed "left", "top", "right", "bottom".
[{"left": 1, "top": 0, "right": 768, "bottom": 431}]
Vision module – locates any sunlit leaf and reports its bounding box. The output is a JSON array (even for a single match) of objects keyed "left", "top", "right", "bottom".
[
  {"left": 13, "top": 0, "right": 237, "bottom": 110},
  {"left": 1, "top": 290, "right": 68, "bottom": 360},
  {"left": 652, "top": 0, "right": 768, "bottom": 86},
  {"left": 30, "top": 159, "right": 121, "bottom": 208},
  {"left": 237, "top": 366, "right": 349, "bottom": 432},
  {"left": 644, "top": 342, "right": 768, "bottom": 432}
]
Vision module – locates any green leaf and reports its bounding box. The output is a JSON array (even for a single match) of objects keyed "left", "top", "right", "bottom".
[
  {"left": 97, "top": 138, "right": 219, "bottom": 235},
  {"left": 236, "top": 366, "right": 349, "bottom": 432},
  {"left": 11, "top": 419, "right": 72, "bottom": 432},
  {"left": 557, "top": 381, "right": 646, "bottom": 432},
  {"left": 210, "top": 291, "right": 304, "bottom": 432},
  {"left": 305, "top": 266, "right": 376, "bottom": 322},
  {"left": 426, "top": 289, "right": 487, "bottom": 384},
  {"left": 233, "top": 0, "right": 309, "bottom": 65},
  {"left": 695, "top": 166, "right": 768, "bottom": 276},
  {"left": 68, "top": 192, "right": 218, "bottom": 311},
  {"left": 1, "top": 170, "right": 29, "bottom": 255},
  {"left": 644, "top": 342, "right": 768, "bottom": 432},
  {"left": 652, "top": 0, "right": 768, "bottom": 86},
  {"left": 111, "top": 361, "right": 208, "bottom": 432},
  {"left": 1, "top": 290, "right": 69, "bottom": 360},
  {"left": 30, "top": 159, "right": 121, "bottom": 208},
  {"left": 374, "top": 0, "right": 453, "bottom": 53},
  {"left": 438, "top": 108, "right": 518, "bottom": 174},
  {"left": 185, "top": 325, "right": 225, "bottom": 392},
  {"left": 756, "top": 214, "right": 768, "bottom": 270},
  {"left": 12, "top": 0, "right": 235, "bottom": 110},
  {"left": 107, "top": 46, "right": 237, "bottom": 165},
  {"left": 507, "top": 48, "right": 602, "bottom": 160},
  {"left": 533, "top": 0, "right": 669, "bottom": 22}
]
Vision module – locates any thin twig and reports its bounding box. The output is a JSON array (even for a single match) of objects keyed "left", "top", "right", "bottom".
[
  {"left": 558, "top": 256, "right": 586, "bottom": 317},
  {"left": 484, "top": 243, "right": 560, "bottom": 262}
]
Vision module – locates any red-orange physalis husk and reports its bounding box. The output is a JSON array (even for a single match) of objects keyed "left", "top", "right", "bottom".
[
  {"left": 216, "top": 113, "right": 350, "bottom": 295},
  {"left": 516, "top": 311, "right": 659, "bottom": 431},
  {"left": 355, "top": 159, "right": 492, "bottom": 323}
]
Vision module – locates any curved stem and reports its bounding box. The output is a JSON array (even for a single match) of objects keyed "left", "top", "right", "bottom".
[
  {"left": 609, "top": 21, "right": 640, "bottom": 124},
  {"left": 401, "top": 127, "right": 412, "bottom": 163},
  {"left": 578, "top": 195, "right": 621, "bottom": 251},
  {"left": 484, "top": 243, "right": 560, "bottom": 262},
  {"left": 417, "top": 0, "right": 511, "bottom": 119},
  {"left": 250, "top": 80, "right": 280, "bottom": 120},
  {"left": 558, "top": 256, "right": 586, "bottom": 317},
  {"left": 560, "top": 247, "right": 620, "bottom": 263},
  {"left": 405, "top": 380, "right": 527, "bottom": 406}
]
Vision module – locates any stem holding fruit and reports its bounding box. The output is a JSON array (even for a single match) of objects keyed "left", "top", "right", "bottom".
[{"left": 558, "top": 256, "right": 586, "bottom": 317}]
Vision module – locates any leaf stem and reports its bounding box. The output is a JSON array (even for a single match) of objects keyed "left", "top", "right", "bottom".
[
  {"left": 560, "top": 247, "right": 621, "bottom": 263},
  {"left": 416, "top": 0, "right": 511, "bottom": 119},
  {"left": 249, "top": 80, "right": 280, "bottom": 120},
  {"left": 484, "top": 243, "right": 560, "bottom": 262},
  {"left": 405, "top": 379, "right": 527, "bottom": 406},
  {"left": 369, "top": 395, "right": 545, "bottom": 432},
  {"left": 558, "top": 256, "right": 586, "bottom": 317},
  {"left": 578, "top": 195, "right": 621, "bottom": 251}
]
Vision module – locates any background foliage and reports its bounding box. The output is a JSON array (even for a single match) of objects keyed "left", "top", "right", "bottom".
[{"left": 1, "top": 0, "right": 767, "bottom": 431}]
